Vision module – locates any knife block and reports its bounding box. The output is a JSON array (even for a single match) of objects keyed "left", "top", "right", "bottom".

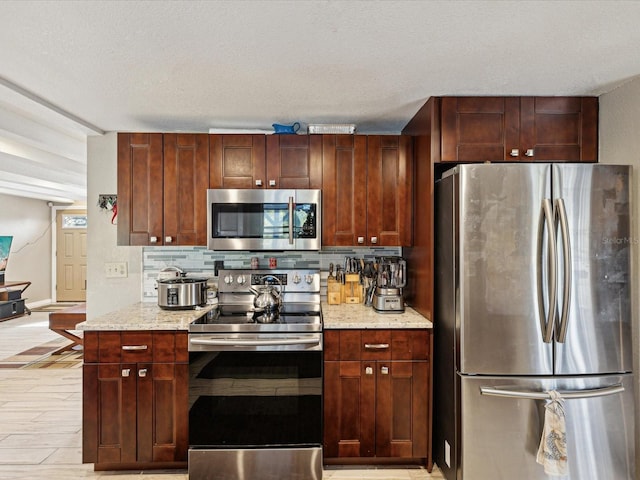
[
  {"left": 343, "top": 274, "right": 362, "bottom": 304},
  {"left": 327, "top": 277, "right": 342, "bottom": 304}
]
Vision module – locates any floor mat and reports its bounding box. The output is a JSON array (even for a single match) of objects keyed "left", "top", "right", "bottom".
[
  {"left": 0, "top": 338, "right": 81, "bottom": 369},
  {"left": 21, "top": 349, "right": 83, "bottom": 369},
  {"left": 30, "top": 303, "right": 79, "bottom": 312}
]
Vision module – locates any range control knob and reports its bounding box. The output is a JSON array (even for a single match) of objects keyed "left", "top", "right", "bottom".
[
  {"left": 292, "top": 273, "right": 302, "bottom": 284},
  {"left": 236, "top": 275, "right": 246, "bottom": 285},
  {"left": 305, "top": 274, "right": 314, "bottom": 284},
  {"left": 224, "top": 274, "right": 233, "bottom": 285}
]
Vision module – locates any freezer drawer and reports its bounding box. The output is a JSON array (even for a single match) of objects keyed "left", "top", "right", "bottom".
[{"left": 457, "top": 374, "right": 635, "bottom": 480}]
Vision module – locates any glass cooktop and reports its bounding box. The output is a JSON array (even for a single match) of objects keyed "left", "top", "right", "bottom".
[{"left": 189, "top": 303, "right": 322, "bottom": 333}]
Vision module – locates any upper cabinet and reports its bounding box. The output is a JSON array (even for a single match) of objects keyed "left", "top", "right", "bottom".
[
  {"left": 209, "top": 134, "right": 322, "bottom": 189},
  {"left": 117, "top": 133, "right": 209, "bottom": 246},
  {"left": 163, "top": 134, "right": 209, "bottom": 245},
  {"left": 322, "top": 135, "right": 412, "bottom": 247},
  {"left": 440, "top": 96, "right": 598, "bottom": 163}
]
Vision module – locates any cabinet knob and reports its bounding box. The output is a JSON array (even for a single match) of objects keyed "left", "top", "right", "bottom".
[
  {"left": 150, "top": 236, "right": 158, "bottom": 243},
  {"left": 357, "top": 237, "right": 365, "bottom": 244},
  {"left": 370, "top": 237, "right": 378, "bottom": 244},
  {"left": 165, "top": 236, "right": 173, "bottom": 243},
  {"left": 138, "top": 368, "right": 148, "bottom": 378},
  {"left": 365, "top": 366, "right": 373, "bottom": 375},
  {"left": 510, "top": 149, "right": 519, "bottom": 157},
  {"left": 381, "top": 366, "right": 389, "bottom": 375},
  {"left": 255, "top": 180, "right": 263, "bottom": 187},
  {"left": 525, "top": 148, "right": 535, "bottom": 157},
  {"left": 122, "top": 368, "right": 131, "bottom": 377},
  {"left": 269, "top": 179, "right": 276, "bottom": 187}
]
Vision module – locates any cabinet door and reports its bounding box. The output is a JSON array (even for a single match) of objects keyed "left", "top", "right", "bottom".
[
  {"left": 83, "top": 363, "right": 137, "bottom": 465},
  {"left": 323, "top": 360, "right": 375, "bottom": 458},
  {"left": 137, "top": 362, "right": 189, "bottom": 463},
  {"left": 322, "top": 135, "right": 367, "bottom": 246},
  {"left": 209, "top": 134, "right": 266, "bottom": 188},
  {"left": 266, "top": 135, "right": 322, "bottom": 189},
  {"left": 375, "top": 361, "right": 429, "bottom": 458},
  {"left": 366, "top": 136, "right": 413, "bottom": 246},
  {"left": 519, "top": 97, "right": 598, "bottom": 162},
  {"left": 163, "top": 134, "right": 209, "bottom": 245},
  {"left": 441, "top": 97, "right": 519, "bottom": 162},
  {"left": 117, "top": 133, "right": 164, "bottom": 245}
]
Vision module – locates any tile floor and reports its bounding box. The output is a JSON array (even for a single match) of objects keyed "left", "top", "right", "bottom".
[{"left": 0, "top": 311, "right": 444, "bottom": 480}]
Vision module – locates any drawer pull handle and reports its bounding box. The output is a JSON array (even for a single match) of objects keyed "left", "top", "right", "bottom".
[
  {"left": 122, "top": 345, "right": 148, "bottom": 351},
  {"left": 365, "top": 366, "right": 373, "bottom": 375},
  {"left": 381, "top": 366, "right": 389, "bottom": 375},
  {"left": 138, "top": 368, "right": 148, "bottom": 377},
  {"left": 364, "top": 343, "right": 389, "bottom": 350},
  {"left": 122, "top": 368, "right": 131, "bottom": 377}
]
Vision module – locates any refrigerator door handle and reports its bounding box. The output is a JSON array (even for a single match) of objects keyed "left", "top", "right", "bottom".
[
  {"left": 537, "top": 198, "right": 557, "bottom": 343},
  {"left": 555, "top": 198, "right": 571, "bottom": 343},
  {"left": 480, "top": 383, "right": 624, "bottom": 400}
]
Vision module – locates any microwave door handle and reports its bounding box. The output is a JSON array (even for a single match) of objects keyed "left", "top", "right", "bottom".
[{"left": 288, "top": 196, "right": 294, "bottom": 244}]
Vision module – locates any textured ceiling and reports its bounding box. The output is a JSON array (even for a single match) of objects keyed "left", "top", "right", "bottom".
[{"left": 1, "top": 0, "right": 640, "bottom": 202}]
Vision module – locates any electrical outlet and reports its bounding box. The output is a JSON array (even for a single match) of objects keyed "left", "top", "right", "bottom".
[
  {"left": 104, "top": 262, "right": 128, "bottom": 278},
  {"left": 445, "top": 440, "right": 451, "bottom": 468}
]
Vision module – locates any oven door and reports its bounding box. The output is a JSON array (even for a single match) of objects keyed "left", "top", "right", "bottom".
[
  {"left": 207, "top": 188, "right": 321, "bottom": 251},
  {"left": 188, "top": 341, "right": 323, "bottom": 479}
]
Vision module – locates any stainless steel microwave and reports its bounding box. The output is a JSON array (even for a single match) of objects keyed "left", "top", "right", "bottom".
[{"left": 207, "top": 189, "right": 321, "bottom": 251}]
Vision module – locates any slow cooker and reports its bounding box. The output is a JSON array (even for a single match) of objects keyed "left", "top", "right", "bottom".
[{"left": 157, "top": 277, "right": 209, "bottom": 310}]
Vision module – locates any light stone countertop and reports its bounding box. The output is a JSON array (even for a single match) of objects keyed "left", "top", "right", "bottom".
[
  {"left": 322, "top": 302, "right": 432, "bottom": 329},
  {"left": 76, "top": 302, "right": 215, "bottom": 331},
  {"left": 76, "top": 301, "right": 431, "bottom": 331}
]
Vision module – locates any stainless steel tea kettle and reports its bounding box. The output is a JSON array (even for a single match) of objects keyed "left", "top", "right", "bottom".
[{"left": 249, "top": 275, "right": 283, "bottom": 312}]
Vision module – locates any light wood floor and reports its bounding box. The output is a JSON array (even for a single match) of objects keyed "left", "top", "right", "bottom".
[{"left": 0, "top": 311, "right": 443, "bottom": 479}]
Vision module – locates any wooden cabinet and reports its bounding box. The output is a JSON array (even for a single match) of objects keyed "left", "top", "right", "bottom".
[
  {"left": 117, "top": 133, "right": 163, "bottom": 246},
  {"left": 163, "top": 134, "right": 209, "bottom": 245},
  {"left": 323, "top": 329, "right": 430, "bottom": 464},
  {"left": 209, "top": 134, "right": 322, "bottom": 189},
  {"left": 441, "top": 96, "right": 598, "bottom": 163},
  {"left": 117, "top": 133, "right": 209, "bottom": 246},
  {"left": 322, "top": 135, "right": 412, "bottom": 247},
  {"left": 83, "top": 331, "right": 188, "bottom": 470}
]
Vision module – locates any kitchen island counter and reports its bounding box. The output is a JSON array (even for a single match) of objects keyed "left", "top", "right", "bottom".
[
  {"left": 322, "top": 302, "right": 432, "bottom": 329},
  {"left": 76, "top": 302, "right": 215, "bottom": 331}
]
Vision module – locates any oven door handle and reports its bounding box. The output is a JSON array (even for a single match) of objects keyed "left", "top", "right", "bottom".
[{"left": 190, "top": 337, "right": 321, "bottom": 347}]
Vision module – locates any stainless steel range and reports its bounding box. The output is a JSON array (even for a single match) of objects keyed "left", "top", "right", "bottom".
[{"left": 188, "top": 268, "right": 323, "bottom": 480}]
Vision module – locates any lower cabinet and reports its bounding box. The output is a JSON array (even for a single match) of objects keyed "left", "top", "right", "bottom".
[
  {"left": 323, "top": 329, "right": 431, "bottom": 465},
  {"left": 82, "top": 331, "right": 188, "bottom": 470}
]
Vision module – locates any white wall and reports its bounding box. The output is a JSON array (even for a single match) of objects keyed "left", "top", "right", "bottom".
[
  {"left": 86, "top": 133, "right": 142, "bottom": 320},
  {"left": 0, "top": 193, "right": 52, "bottom": 305},
  {"left": 599, "top": 78, "right": 640, "bottom": 472}
]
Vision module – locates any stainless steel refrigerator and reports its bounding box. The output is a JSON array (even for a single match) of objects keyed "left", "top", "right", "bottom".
[{"left": 434, "top": 163, "right": 635, "bottom": 480}]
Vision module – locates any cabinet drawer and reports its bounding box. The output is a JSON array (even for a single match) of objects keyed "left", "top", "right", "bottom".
[
  {"left": 83, "top": 331, "right": 186, "bottom": 363},
  {"left": 324, "top": 329, "right": 430, "bottom": 362}
]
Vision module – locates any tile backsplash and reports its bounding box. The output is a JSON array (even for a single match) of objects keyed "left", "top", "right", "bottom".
[{"left": 143, "top": 246, "right": 401, "bottom": 301}]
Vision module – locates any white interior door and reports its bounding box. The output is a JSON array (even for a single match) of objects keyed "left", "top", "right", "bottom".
[{"left": 56, "top": 210, "right": 87, "bottom": 302}]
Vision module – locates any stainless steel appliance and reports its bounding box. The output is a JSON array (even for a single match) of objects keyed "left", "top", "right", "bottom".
[
  {"left": 207, "top": 189, "right": 321, "bottom": 251},
  {"left": 156, "top": 277, "right": 209, "bottom": 310},
  {"left": 188, "top": 268, "right": 323, "bottom": 480},
  {"left": 372, "top": 256, "right": 406, "bottom": 313},
  {"left": 434, "top": 164, "right": 634, "bottom": 480}
]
